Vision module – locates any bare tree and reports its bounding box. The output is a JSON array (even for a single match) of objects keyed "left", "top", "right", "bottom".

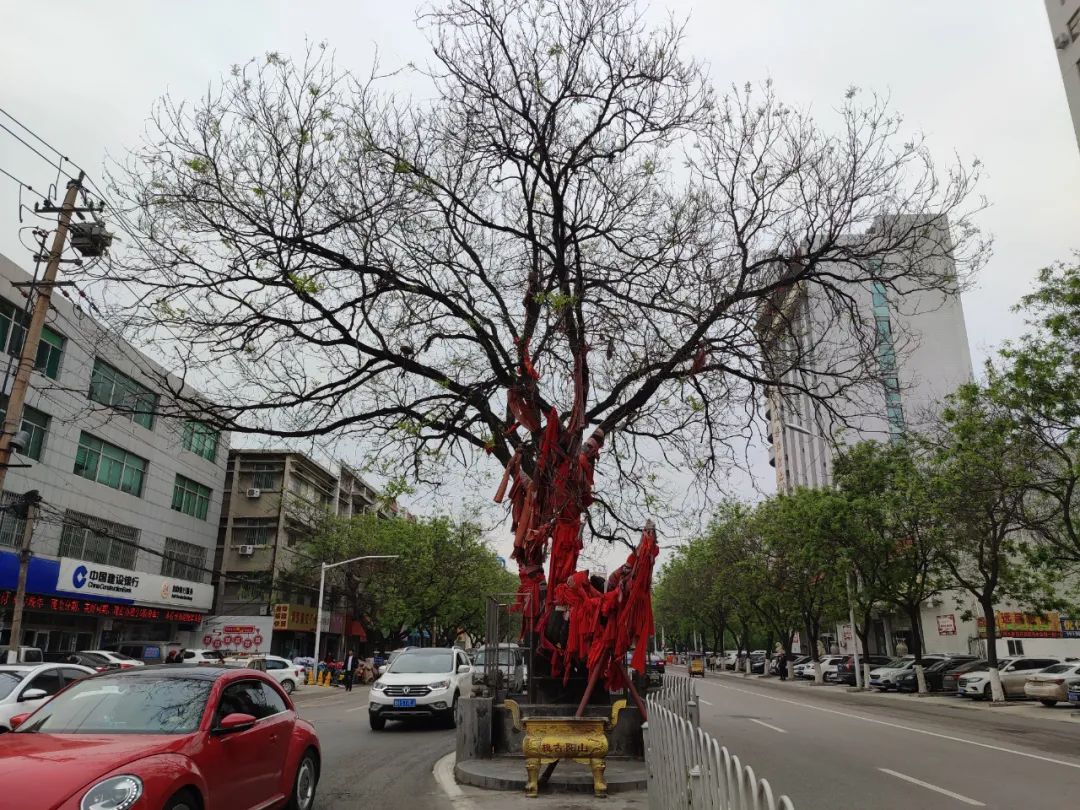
[{"left": 87, "top": 0, "right": 986, "bottom": 542}]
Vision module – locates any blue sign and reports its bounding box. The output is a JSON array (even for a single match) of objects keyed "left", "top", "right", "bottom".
[{"left": 0, "top": 550, "right": 130, "bottom": 605}]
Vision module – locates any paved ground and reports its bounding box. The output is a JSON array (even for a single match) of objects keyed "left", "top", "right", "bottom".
[
  {"left": 293, "top": 684, "right": 644, "bottom": 809},
  {"left": 687, "top": 668, "right": 1080, "bottom": 809},
  {"left": 292, "top": 685, "right": 455, "bottom": 810}
]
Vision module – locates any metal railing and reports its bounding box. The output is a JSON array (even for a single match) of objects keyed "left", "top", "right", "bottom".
[
  {"left": 652, "top": 672, "right": 701, "bottom": 724},
  {"left": 644, "top": 676, "right": 795, "bottom": 810}
]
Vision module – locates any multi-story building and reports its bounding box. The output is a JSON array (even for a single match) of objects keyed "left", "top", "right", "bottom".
[
  {"left": 1046, "top": 0, "right": 1080, "bottom": 151},
  {"left": 757, "top": 217, "right": 979, "bottom": 657},
  {"left": 762, "top": 215, "right": 974, "bottom": 493},
  {"left": 0, "top": 253, "right": 228, "bottom": 655},
  {"left": 212, "top": 450, "right": 384, "bottom": 658}
]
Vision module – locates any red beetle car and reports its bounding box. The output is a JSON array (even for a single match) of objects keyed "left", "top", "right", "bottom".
[{"left": 0, "top": 665, "right": 320, "bottom": 810}]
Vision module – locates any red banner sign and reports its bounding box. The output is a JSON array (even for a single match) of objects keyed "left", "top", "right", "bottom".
[{"left": 0, "top": 590, "right": 203, "bottom": 624}]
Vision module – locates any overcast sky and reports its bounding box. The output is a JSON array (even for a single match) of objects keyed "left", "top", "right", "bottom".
[{"left": 2, "top": 1, "right": 1078, "bottom": 571}]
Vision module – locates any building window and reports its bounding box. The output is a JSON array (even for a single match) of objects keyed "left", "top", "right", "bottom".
[
  {"left": 181, "top": 420, "right": 218, "bottom": 462},
  {"left": 232, "top": 517, "right": 277, "bottom": 547},
  {"left": 1006, "top": 639, "right": 1025, "bottom": 656},
  {"left": 171, "top": 475, "right": 212, "bottom": 520},
  {"left": 0, "top": 298, "right": 66, "bottom": 380},
  {"left": 73, "top": 432, "right": 147, "bottom": 496},
  {"left": 88, "top": 358, "right": 158, "bottom": 429},
  {"left": 251, "top": 464, "right": 280, "bottom": 490},
  {"left": 161, "top": 537, "right": 207, "bottom": 583},
  {"left": 58, "top": 509, "right": 139, "bottom": 568},
  {"left": 0, "top": 395, "right": 49, "bottom": 461},
  {"left": 0, "top": 491, "right": 26, "bottom": 548}
]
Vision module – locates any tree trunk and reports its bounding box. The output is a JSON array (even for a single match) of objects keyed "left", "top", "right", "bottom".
[
  {"left": 981, "top": 599, "right": 1005, "bottom": 702},
  {"left": 905, "top": 602, "right": 924, "bottom": 662}
]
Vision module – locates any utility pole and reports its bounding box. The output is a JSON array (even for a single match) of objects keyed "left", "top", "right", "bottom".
[
  {"left": 1, "top": 174, "right": 82, "bottom": 663},
  {"left": 0, "top": 174, "right": 82, "bottom": 493}
]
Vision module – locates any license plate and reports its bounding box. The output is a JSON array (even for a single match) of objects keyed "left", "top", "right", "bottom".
[
  {"left": 393, "top": 698, "right": 416, "bottom": 708},
  {"left": 1068, "top": 691, "right": 1080, "bottom": 703}
]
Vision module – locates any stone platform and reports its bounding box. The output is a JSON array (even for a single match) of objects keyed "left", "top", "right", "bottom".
[{"left": 455, "top": 755, "right": 648, "bottom": 794}]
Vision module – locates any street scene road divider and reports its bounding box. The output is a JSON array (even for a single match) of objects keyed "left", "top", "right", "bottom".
[{"left": 645, "top": 675, "right": 794, "bottom": 810}]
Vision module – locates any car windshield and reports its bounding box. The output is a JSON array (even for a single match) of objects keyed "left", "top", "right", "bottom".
[
  {"left": 16, "top": 675, "right": 212, "bottom": 734},
  {"left": 389, "top": 651, "right": 454, "bottom": 674},
  {"left": 882, "top": 658, "right": 907, "bottom": 668},
  {"left": 477, "top": 649, "right": 518, "bottom": 667},
  {"left": 108, "top": 652, "right": 136, "bottom": 661},
  {"left": 0, "top": 670, "right": 27, "bottom": 699},
  {"left": 1040, "top": 664, "right": 1074, "bottom": 674}
]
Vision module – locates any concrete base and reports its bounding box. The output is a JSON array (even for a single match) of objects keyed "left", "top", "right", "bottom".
[
  {"left": 457, "top": 696, "right": 494, "bottom": 762},
  {"left": 455, "top": 756, "right": 647, "bottom": 794}
]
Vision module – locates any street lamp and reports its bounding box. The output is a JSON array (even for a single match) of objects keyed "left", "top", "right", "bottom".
[{"left": 313, "top": 555, "right": 399, "bottom": 663}]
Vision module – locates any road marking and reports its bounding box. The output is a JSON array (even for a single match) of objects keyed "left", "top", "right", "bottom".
[
  {"left": 434, "top": 752, "right": 476, "bottom": 809},
  {"left": 878, "top": 768, "right": 985, "bottom": 806},
  {"left": 698, "top": 698, "right": 713, "bottom": 706},
  {"left": 749, "top": 718, "right": 787, "bottom": 734},
  {"left": 702, "top": 679, "right": 1080, "bottom": 770},
  {"left": 345, "top": 705, "right": 367, "bottom": 713}
]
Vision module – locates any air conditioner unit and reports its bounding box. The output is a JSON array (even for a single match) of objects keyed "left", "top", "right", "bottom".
[
  {"left": 237, "top": 545, "right": 255, "bottom": 556},
  {"left": 246, "top": 488, "right": 261, "bottom": 498},
  {"left": 1055, "top": 32, "right": 1073, "bottom": 50},
  {"left": 258, "top": 605, "right": 271, "bottom": 616}
]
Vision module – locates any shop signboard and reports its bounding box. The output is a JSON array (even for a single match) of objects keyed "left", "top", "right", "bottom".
[
  {"left": 200, "top": 615, "right": 273, "bottom": 653},
  {"left": 936, "top": 614, "right": 957, "bottom": 636},
  {"left": 273, "top": 603, "right": 318, "bottom": 632},
  {"left": 55, "top": 558, "right": 213, "bottom": 611},
  {"left": 1061, "top": 617, "right": 1080, "bottom": 639},
  {"left": 977, "top": 611, "right": 1062, "bottom": 639}
]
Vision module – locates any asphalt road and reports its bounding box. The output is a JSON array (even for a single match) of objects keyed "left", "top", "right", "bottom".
[
  {"left": 690, "top": 669, "right": 1080, "bottom": 809},
  {"left": 291, "top": 684, "right": 455, "bottom": 810}
]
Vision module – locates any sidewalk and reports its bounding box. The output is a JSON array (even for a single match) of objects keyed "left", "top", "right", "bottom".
[{"left": 435, "top": 754, "right": 647, "bottom": 810}]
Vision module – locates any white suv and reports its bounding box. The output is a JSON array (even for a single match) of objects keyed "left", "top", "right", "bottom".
[{"left": 368, "top": 647, "right": 473, "bottom": 730}]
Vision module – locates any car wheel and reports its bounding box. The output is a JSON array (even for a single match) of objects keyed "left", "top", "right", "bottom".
[
  {"left": 281, "top": 679, "right": 295, "bottom": 695},
  {"left": 981, "top": 684, "right": 991, "bottom": 701},
  {"left": 1039, "top": 699, "right": 1057, "bottom": 707},
  {"left": 369, "top": 713, "right": 386, "bottom": 731},
  {"left": 286, "top": 750, "right": 319, "bottom": 810},
  {"left": 164, "top": 789, "right": 200, "bottom": 810},
  {"left": 446, "top": 693, "right": 459, "bottom": 729}
]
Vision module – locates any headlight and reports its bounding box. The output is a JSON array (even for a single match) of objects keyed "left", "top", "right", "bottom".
[
  {"left": 81, "top": 775, "right": 143, "bottom": 810},
  {"left": 372, "top": 680, "right": 385, "bottom": 691},
  {"left": 429, "top": 680, "right": 450, "bottom": 690}
]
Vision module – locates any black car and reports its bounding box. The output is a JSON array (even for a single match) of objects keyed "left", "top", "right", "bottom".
[
  {"left": 833, "top": 654, "right": 892, "bottom": 685},
  {"left": 41, "top": 651, "right": 118, "bottom": 672},
  {"left": 895, "top": 656, "right": 977, "bottom": 692}
]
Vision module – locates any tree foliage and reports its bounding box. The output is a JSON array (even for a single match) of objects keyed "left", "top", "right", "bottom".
[
  {"left": 91, "top": 0, "right": 985, "bottom": 536},
  {"left": 289, "top": 512, "right": 516, "bottom": 647}
]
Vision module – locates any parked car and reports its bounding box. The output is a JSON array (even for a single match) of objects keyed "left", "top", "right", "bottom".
[
  {"left": 748, "top": 651, "right": 768, "bottom": 673},
  {"left": 1067, "top": 680, "right": 1080, "bottom": 707},
  {"left": 179, "top": 649, "right": 231, "bottom": 665},
  {"left": 793, "top": 656, "right": 845, "bottom": 680},
  {"left": 473, "top": 644, "right": 527, "bottom": 693},
  {"left": 941, "top": 659, "right": 987, "bottom": 694},
  {"left": 103, "top": 640, "right": 181, "bottom": 664},
  {"left": 227, "top": 654, "right": 307, "bottom": 694},
  {"left": 870, "top": 656, "right": 947, "bottom": 691},
  {"left": 1, "top": 664, "right": 320, "bottom": 810},
  {"left": 957, "top": 657, "right": 1061, "bottom": 699},
  {"left": 818, "top": 656, "right": 850, "bottom": 682},
  {"left": 771, "top": 655, "right": 811, "bottom": 675},
  {"left": 0, "top": 662, "right": 95, "bottom": 731},
  {"left": 369, "top": 647, "right": 473, "bottom": 730},
  {"left": 833, "top": 654, "right": 892, "bottom": 685},
  {"left": 895, "top": 656, "right": 977, "bottom": 692},
  {"left": 42, "top": 651, "right": 118, "bottom": 672},
  {"left": 79, "top": 649, "right": 144, "bottom": 669},
  {"left": 1023, "top": 662, "right": 1080, "bottom": 706}
]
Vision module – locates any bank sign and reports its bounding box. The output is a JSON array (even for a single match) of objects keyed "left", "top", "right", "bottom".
[{"left": 57, "top": 558, "right": 213, "bottom": 611}]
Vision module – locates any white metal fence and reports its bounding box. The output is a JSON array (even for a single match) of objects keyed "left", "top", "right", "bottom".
[{"left": 644, "top": 676, "right": 794, "bottom": 810}]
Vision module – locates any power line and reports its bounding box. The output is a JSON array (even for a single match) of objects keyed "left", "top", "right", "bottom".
[
  {"left": 0, "top": 106, "right": 72, "bottom": 163},
  {"left": 0, "top": 165, "right": 38, "bottom": 194},
  {"left": 0, "top": 121, "right": 74, "bottom": 179}
]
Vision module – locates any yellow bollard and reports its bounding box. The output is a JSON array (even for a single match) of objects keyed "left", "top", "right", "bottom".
[
  {"left": 322, "top": 670, "right": 330, "bottom": 687},
  {"left": 307, "top": 668, "right": 315, "bottom": 686}
]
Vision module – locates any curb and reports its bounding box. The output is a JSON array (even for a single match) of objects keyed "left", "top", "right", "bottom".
[{"left": 434, "top": 752, "right": 477, "bottom": 809}]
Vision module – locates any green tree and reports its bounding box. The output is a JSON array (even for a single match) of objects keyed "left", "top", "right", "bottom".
[
  {"left": 291, "top": 513, "right": 515, "bottom": 648},
  {"left": 834, "top": 440, "right": 947, "bottom": 664},
  {"left": 751, "top": 490, "right": 846, "bottom": 663},
  {"left": 996, "top": 260, "right": 1080, "bottom": 566},
  {"left": 924, "top": 384, "right": 1050, "bottom": 700}
]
